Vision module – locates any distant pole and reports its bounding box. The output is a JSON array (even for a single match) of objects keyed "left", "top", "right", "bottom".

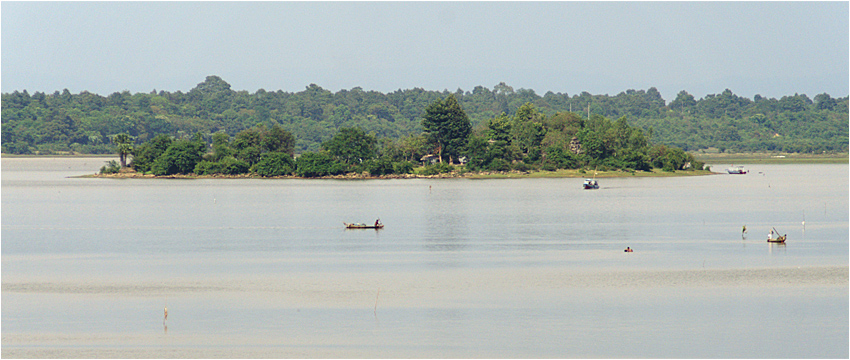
[{"left": 374, "top": 288, "right": 380, "bottom": 317}]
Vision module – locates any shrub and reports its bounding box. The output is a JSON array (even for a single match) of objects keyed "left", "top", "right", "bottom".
[
  {"left": 195, "top": 157, "right": 250, "bottom": 175},
  {"left": 296, "top": 152, "right": 345, "bottom": 177},
  {"left": 99, "top": 160, "right": 120, "bottom": 174},
  {"left": 254, "top": 152, "right": 295, "bottom": 177},
  {"left": 194, "top": 160, "right": 221, "bottom": 175},
  {"left": 363, "top": 156, "right": 395, "bottom": 176},
  {"left": 512, "top": 161, "right": 531, "bottom": 172},
  {"left": 393, "top": 161, "right": 415, "bottom": 174},
  {"left": 151, "top": 137, "right": 205, "bottom": 175},
  {"left": 487, "top": 158, "right": 511, "bottom": 172},
  {"left": 419, "top": 162, "right": 453, "bottom": 175}
]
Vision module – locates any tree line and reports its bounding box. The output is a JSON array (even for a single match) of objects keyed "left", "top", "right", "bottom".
[
  {"left": 98, "top": 93, "right": 706, "bottom": 178},
  {"left": 2, "top": 75, "right": 847, "bottom": 156}
]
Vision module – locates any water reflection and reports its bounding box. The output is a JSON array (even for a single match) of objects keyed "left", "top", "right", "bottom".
[
  {"left": 768, "top": 242, "right": 787, "bottom": 254},
  {"left": 424, "top": 185, "right": 469, "bottom": 252},
  {"left": 2, "top": 159, "right": 847, "bottom": 358}
]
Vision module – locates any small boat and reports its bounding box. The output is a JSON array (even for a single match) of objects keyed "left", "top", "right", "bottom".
[
  {"left": 766, "top": 227, "right": 785, "bottom": 243},
  {"left": 726, "top": 166, "right": 748, "bottom": 174},
  {"left": 767, "top": 234, "right": 786, "bottom": 243},
  {"left": 344, "top": 222, "right": 384, "bottom": 229},
  {"left": 583, "top": 179, "right": 599, "bottom": 189}
]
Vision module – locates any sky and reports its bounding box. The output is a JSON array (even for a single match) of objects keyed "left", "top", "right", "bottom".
[{"left": 2, "top": 1, "right": 848, "bottom": 103}]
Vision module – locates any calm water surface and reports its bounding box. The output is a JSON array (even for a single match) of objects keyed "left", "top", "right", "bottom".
[{"left": 2, "top": 157, "right": 848, "bottom": 358}]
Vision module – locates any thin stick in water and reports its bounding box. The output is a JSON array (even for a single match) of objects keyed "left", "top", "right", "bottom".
[{"left": 374, "top": 288, "right": 380, "bottom": 316}]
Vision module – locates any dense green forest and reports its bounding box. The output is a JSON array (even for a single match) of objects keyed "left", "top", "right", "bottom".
[
  {"left": 98, "top": 93, "right": 701, "bottom": 177},
  {"left": 2, "top": 75, "right": 847, "bottom": 156}
]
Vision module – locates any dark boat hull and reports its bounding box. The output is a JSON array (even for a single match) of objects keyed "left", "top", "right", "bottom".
[
  {"left": 344, "top": 223, "right": 384, "bottom": 229},
  {"left": 767, "top": 236, "right": 786, "bottom": 243}
]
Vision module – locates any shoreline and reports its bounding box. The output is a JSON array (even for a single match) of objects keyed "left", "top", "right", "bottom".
[
  {"left": 79, "top": 168, "right": 717, "bottom": 180},
  {"left": 693, "top": 152, "right": 848, "bottom": 164}
]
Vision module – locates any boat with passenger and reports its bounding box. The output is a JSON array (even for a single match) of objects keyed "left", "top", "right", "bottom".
[
  {"left": 583, "top": 179, "right": 599, "bottom": 189},
  {"left": 767, "top": 227, "right": 786, "bottom": 243},
  {"left": 344, "top": 220, "right": 384, "bottom": 229},
  {"left": 726, "top": 166, "right": 748, "bottom": 174},
  {"left": 767, "top": 234, "right": 786, "bottom": 243}
]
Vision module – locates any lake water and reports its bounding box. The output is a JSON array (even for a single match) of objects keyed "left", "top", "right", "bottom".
[{"left": 2, "top": 157, "right": 848, "bottom": 358}]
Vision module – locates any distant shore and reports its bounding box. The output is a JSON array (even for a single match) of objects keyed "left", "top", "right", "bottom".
[
  {"left": 6, "top": 151, "right": 847, "bottom": 164},
  {"left": 7, "top": 152, "right": 846, "bottom": 179},
  {"left": 80, "top": 167, "right": 716, "bottom": 180},
  {"left": 693, "top": 152, "right": 848, "bottom": 164}
]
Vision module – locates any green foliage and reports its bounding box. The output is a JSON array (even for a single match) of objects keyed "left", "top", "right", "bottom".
[
  {"left": 261, "top": 125, "right": 296, "bottom": 154},
  {"left": 422, "top": 94, "right": 472, "bottom": 163},
  {"left": 112, "top": 133, "right": 133, "bottom": 167},
  {"left": 2, "top": 76, "right": 845, "bottom": 162},
  {"left": 392, "top": 161, "right": 415, "bottom": 174},
  {"left": 3, "top": 141, "right": 32, "bottom": 154},
  {"left": 487, "top": 158, "right": 512, "bottom": 172},
  {"left": 362, "top": 156, "right": 395, "bottom": 176},
  {"left": 322, "top": 127, "right": 378, "bottom": 166},
  {"left": 295, "top": 151, "right": 344, "bottom": 178},
  {"left": 151, "top": 134, "right": 206, "bottom": 175},
  {"left": 419, "top": 162, "right": 454, "bottom": 175},
  {"left": 486, "top": 114, "right": 512, "bottom": 142},
  {"left": 543, "top": 146, "right": 580, "bottom": 169},
  {"left": 464, "top": 135, "right": 492, "bottom": 171},
  {"left": 131, "top": 134, "right": 172, "bottom": 172},
  {"left": 211, "top": 132, "right": 234, "bottom": 161},
  {"left": 510, "top": 103, "right": 547, "bottom": 154},
  {"left": 253, "top": 152, "right": 296, "bottom": 177},
  {"left": 194, "top": 157, "right": 249, "bottom": 175},
  {"left": 99, "top": 160, "right": 120, "bottom": 174}
]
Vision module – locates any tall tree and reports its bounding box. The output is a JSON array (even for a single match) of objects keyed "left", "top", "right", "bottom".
[
  {"left": 421, "top": 94, "right": 471, "bottom": 163},
  {"left": 112, "top": 133, "right": 134, "bottom": 167},
  {"left": 322, "top": 127, "right": 377, "bottom": 166},
  {"left": 261, "top": 125, "right": 296, "bottom": 154}
]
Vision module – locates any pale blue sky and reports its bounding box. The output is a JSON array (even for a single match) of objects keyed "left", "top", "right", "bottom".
[{"left": 2, "top": 2, "right": 848, "bottom": 102}]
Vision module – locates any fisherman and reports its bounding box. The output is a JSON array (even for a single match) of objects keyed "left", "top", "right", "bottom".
[
  {"left": 768, "top": 229, "right": 774, "bottom": 240},
  {"left": 375, "top": 219, "right": 380, "bottom": 227}
]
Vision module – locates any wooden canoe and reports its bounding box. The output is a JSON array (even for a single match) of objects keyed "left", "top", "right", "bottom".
[
  {"left": 767, "top": 235, "right": 786, "bottom": 243},
  {"left": 344, "top": 223, "right": 384, "bottom": 229}
]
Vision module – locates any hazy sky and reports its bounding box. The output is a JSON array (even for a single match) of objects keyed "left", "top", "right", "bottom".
[{"left": 2, "top": 2, "right": 848, "bottom": 102}]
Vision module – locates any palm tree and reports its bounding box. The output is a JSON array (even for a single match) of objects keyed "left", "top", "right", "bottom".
[{"left": 112, "top": 133, "right": 134, "bottom": 168}]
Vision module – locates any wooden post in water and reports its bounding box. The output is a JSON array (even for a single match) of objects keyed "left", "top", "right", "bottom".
[{"left": 374, "top": 288, "right": 380, "bottom": 317}]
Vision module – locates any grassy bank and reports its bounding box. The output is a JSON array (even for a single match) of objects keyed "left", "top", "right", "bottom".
[{"left": 694, "top": 152, "right": 848, "bottom": 164}]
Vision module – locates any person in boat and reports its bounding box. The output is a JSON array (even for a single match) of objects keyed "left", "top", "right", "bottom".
[
  {"left": 768, "top": 229, "right": 774, "bottom": 240},
  {"left": 624, "top": 247, "right": 633, "bottom": 252},
  {"left": 375, "top": 219, "right": 381, "bottom": 227}
]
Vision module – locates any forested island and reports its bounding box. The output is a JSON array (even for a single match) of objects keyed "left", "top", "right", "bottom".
[{"left": 2, "top": 75, "right": 846, "bottom": 178}]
